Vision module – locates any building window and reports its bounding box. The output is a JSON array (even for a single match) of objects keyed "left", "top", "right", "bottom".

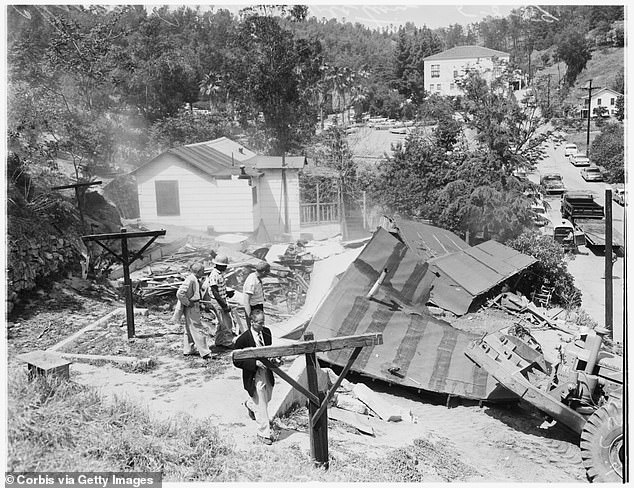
[
  {"left": 597, "top": 98, "right": 602, "bottom": 106},
  {"left": 252, "top": 185, "right": 258, "bottom": 205},
  {"left": 436, "top": 84, "right": 442, "bottom": 91},
  {"left": 155, "top": 180, "right": 180, "bottom": 216},
  {"left": 429, "top": 84, "right": 434, "bottom": 92},
  {"left": 431, "top": 64, "right": 440, "bottom": 78},
  {"left": 450, "top": 83, "right": 455, "bottom": 90},
  {"left": 453, "top": 70, "right": 458, "bottom": 78},
  {"left": 610, "top": 98, "right": 615, "bottom": 105}
]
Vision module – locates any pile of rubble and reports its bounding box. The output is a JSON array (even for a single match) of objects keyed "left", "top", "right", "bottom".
[
  {"left": 486, "top": 292, "right": 578, "bottom": 335},
  {"left": 122, "top": 240, "right": 315, "bottom": 319}
]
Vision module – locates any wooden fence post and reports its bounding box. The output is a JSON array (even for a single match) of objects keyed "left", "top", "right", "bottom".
[{"left": 304, "top": 332, "right": 329, "bottom": 468}]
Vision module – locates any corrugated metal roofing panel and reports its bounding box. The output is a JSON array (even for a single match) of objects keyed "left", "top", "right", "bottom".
[
  {"left": 132, "top": 139, "right": 258, "bottom": 177},
  {"left": 394, "top": 218, "right": 469, "bottom": 260},
  {"left": 428, "top": 276, "right": 473, "bottom": 316},
  {"left": 464, "top": 246, "right": 517, "bottom": 277},
  {"left": 305, "top": 228, "right": 508, "bottom": 400},
  {"left": 470, "top": 240, "right": 537, "bottom": 272},
  {"left": 199, "top": 137, "right": 256, "bottom": 161},
  {"left": 431, "top": 252, "right": 502, "bottom": 296}
]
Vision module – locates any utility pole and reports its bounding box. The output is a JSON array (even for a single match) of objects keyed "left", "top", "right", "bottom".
[
  {"left": 581, "top": 80, "right": 601, "bottom": 154},
  {"left": 604, "top": 189, "right": 614, "bottom": 339}
]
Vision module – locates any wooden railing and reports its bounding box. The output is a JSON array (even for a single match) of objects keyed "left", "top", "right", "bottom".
[{"left": 300, "top": 202, "right": 339, "bottom": 224}]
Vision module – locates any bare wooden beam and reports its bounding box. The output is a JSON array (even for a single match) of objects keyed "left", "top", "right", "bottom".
[
  {"left": 51, "top": 181, "right": 102, "bottom": 190},
  {"left": 231, "top": 333, "right": 382, "bottom": 360},
  {"left": 260, "top": 359, "right": 320, "bottom": 406},
  {"left": 82, "top": 229, "right": 166, "bottom": 241}
]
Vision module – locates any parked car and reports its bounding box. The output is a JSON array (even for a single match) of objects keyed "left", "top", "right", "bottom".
[
  {"left": 612, "top": 186, "right": 625, "bottom": 205},
  {"left": 530, "top": 203, "right": 549, "bottom": 227},
  {"left": 581, "top": 166, "right": 604, "bottom": 182},
  {"left": 549, "top": 218, "right": 578, "bottom": 252},
  {"left": 564, "top": 143, "right": 578, "bottom": 157},
  {"left": 570, "top": 153, "right": 591, "bottom": 167},
  {"left": 540, "top": 173, "right": 566, "bottom": 195}
]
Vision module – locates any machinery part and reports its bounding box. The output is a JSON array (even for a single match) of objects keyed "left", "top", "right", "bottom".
[{"left": 580, "top": 401, "right": 623, "bottom": 482}]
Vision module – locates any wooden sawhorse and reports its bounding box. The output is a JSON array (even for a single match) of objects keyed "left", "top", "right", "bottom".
[{"left": 232, "top": 331, "right": 383, "bottom": 468}]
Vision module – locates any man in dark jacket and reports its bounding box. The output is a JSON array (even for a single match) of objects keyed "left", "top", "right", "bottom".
[{"left": 232, "top": 309, "right": 276, "bottom": 445}]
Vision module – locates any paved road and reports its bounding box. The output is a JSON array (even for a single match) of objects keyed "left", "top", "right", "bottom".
[{"left": 530, "top": 140, "right": 625, "bottom": 343}]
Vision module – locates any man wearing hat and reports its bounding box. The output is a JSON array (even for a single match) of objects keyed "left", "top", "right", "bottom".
[
  {"left": 206, "top": 254, "right": 234, "bottom": 349},
  {"left": 176, "top": 262, "right": 212, "bottom": 359},
  {"left": 242, "top": 260, "right": 270, "bottom": 327}
]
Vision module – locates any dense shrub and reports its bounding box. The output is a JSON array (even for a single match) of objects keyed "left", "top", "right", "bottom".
[{"left": 505, "top": 230, "right": 581, "bottom": 307}]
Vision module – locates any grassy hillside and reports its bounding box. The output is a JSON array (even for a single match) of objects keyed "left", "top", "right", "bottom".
[{"left": 534, "top": 46, "right": 624, "bottom": 105}]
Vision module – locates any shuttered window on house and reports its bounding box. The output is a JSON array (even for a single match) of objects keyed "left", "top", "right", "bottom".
[{"left": 155, "top": 180, "right": 180, "bottom": 216}]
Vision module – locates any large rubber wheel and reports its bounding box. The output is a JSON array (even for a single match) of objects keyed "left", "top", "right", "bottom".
[{"left": 580, "top": 402, "right": 624, "bottom": 482}]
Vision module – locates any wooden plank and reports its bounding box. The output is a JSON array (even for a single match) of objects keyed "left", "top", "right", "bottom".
[
  {"left": 352, "top": 383, "right": 402, "bottom": 422},
  {"left": 82, "top": 229, "right": 166, "bottom": 241},
  {"left": 231, "top": 333, "right": 383, "bottom": 360},
  {"left": 260, "top": 358, "right": 320, "bottom": 406},
  {"left": 328, "top": 407, "right": 374, "bottom": 436},
  {"left": 51, "top": 181, "right": 102, "bottom": 190},
  {"left": 48, "top": 308, "right": 148, "bottom": 352},
  {"left": 58, "top": 352, "right": 149, "bottom": 364},
  {"left": 18, "top": 350, "right": 72, "bottom": 369},
  {"left": 465, "top": 341, "right": 587, "bottom": 434}
]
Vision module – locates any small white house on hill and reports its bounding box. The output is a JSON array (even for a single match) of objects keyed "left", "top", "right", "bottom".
[
  {"left": 132, "top": 137, "right": 306, "bottom": 240},
  {"left": 579, "top": 87, "right": 622, "bottom": 118}
]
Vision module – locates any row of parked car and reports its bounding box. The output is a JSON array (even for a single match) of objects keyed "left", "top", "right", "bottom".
[{"left": 564, "top": 143, "right": 605, "bottom": 182}]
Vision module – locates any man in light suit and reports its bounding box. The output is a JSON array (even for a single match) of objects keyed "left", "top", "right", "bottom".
[
  {"left": 175, "top": 262, "right": 212, "bottom": 360},
  {"left": 232, "top": 309, "right": 276, "bottom": 445}
]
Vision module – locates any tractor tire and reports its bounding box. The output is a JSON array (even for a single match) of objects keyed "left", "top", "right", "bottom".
[{"left": 580, "top": 401, "right": 624, "bottom": 483}]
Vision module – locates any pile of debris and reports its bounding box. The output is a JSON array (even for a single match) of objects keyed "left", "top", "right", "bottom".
[
  {"left": 125, "top": 240, "right": 314, "bottom": 319},
  {"left": 486, "top": 292, "right": 578, "bottom": 335}
]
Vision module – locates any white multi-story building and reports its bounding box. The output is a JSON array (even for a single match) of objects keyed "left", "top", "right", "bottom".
[{"left": 423, "top": 45, "right": 511, "bottom": 97}]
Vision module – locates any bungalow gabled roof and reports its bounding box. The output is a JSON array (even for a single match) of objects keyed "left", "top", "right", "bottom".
[
  {"left": 131, "top": 138, "right": 306, "bottom": 177},
  {"left": 132, "top": 144, "right": 258, "bottom": 177}
]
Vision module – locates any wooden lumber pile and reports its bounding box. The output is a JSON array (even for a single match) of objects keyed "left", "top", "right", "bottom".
[
  {"left": 487, "top": 292, "right": 577, "bottom": 335},
  {"left": 132, "top": 242, "right": 312, "bottom": 316}
]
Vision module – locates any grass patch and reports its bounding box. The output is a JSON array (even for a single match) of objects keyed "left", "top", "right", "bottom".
[{"left": 7, "top": 371, "right": 233, "bottom": 480}]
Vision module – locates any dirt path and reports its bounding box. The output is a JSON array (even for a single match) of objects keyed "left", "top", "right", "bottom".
[{"left": 67, "top": 354, "right": 585, "bottom": 482}]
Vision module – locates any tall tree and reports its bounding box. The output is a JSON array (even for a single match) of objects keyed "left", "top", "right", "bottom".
[
  {"left": 231, "top": 11, "right": 323, "bottom": 154},
  {"left": 554, "top": 27, "right": 592, "bottom": 87}
]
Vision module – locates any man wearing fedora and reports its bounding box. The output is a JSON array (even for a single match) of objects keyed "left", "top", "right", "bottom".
[{"left": 206, "top": 254, "right": 234, "bottom": 349}]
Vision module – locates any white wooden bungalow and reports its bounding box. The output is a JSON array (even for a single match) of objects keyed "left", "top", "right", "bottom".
[{"left": 132, "top": 137, "right": 306, "bottom": 241}]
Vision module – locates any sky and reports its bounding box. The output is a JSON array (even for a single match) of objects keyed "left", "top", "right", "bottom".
[
  {"left": 150, "top": 2, "right": 520, "bottom": 30},
  {"left": 304, "top": 4, "right": 517, "bottom": 29}
]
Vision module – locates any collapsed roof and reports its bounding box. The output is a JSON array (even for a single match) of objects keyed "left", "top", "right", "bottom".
[
  {"left": 386, "top": 218, "right": 536, "bottom": 315},
  {"left": 428, "top": 239, "right": 537, "bottom": 315},
  {"left": 304, "top": 227, "right": 515, "bottom": 401}
]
